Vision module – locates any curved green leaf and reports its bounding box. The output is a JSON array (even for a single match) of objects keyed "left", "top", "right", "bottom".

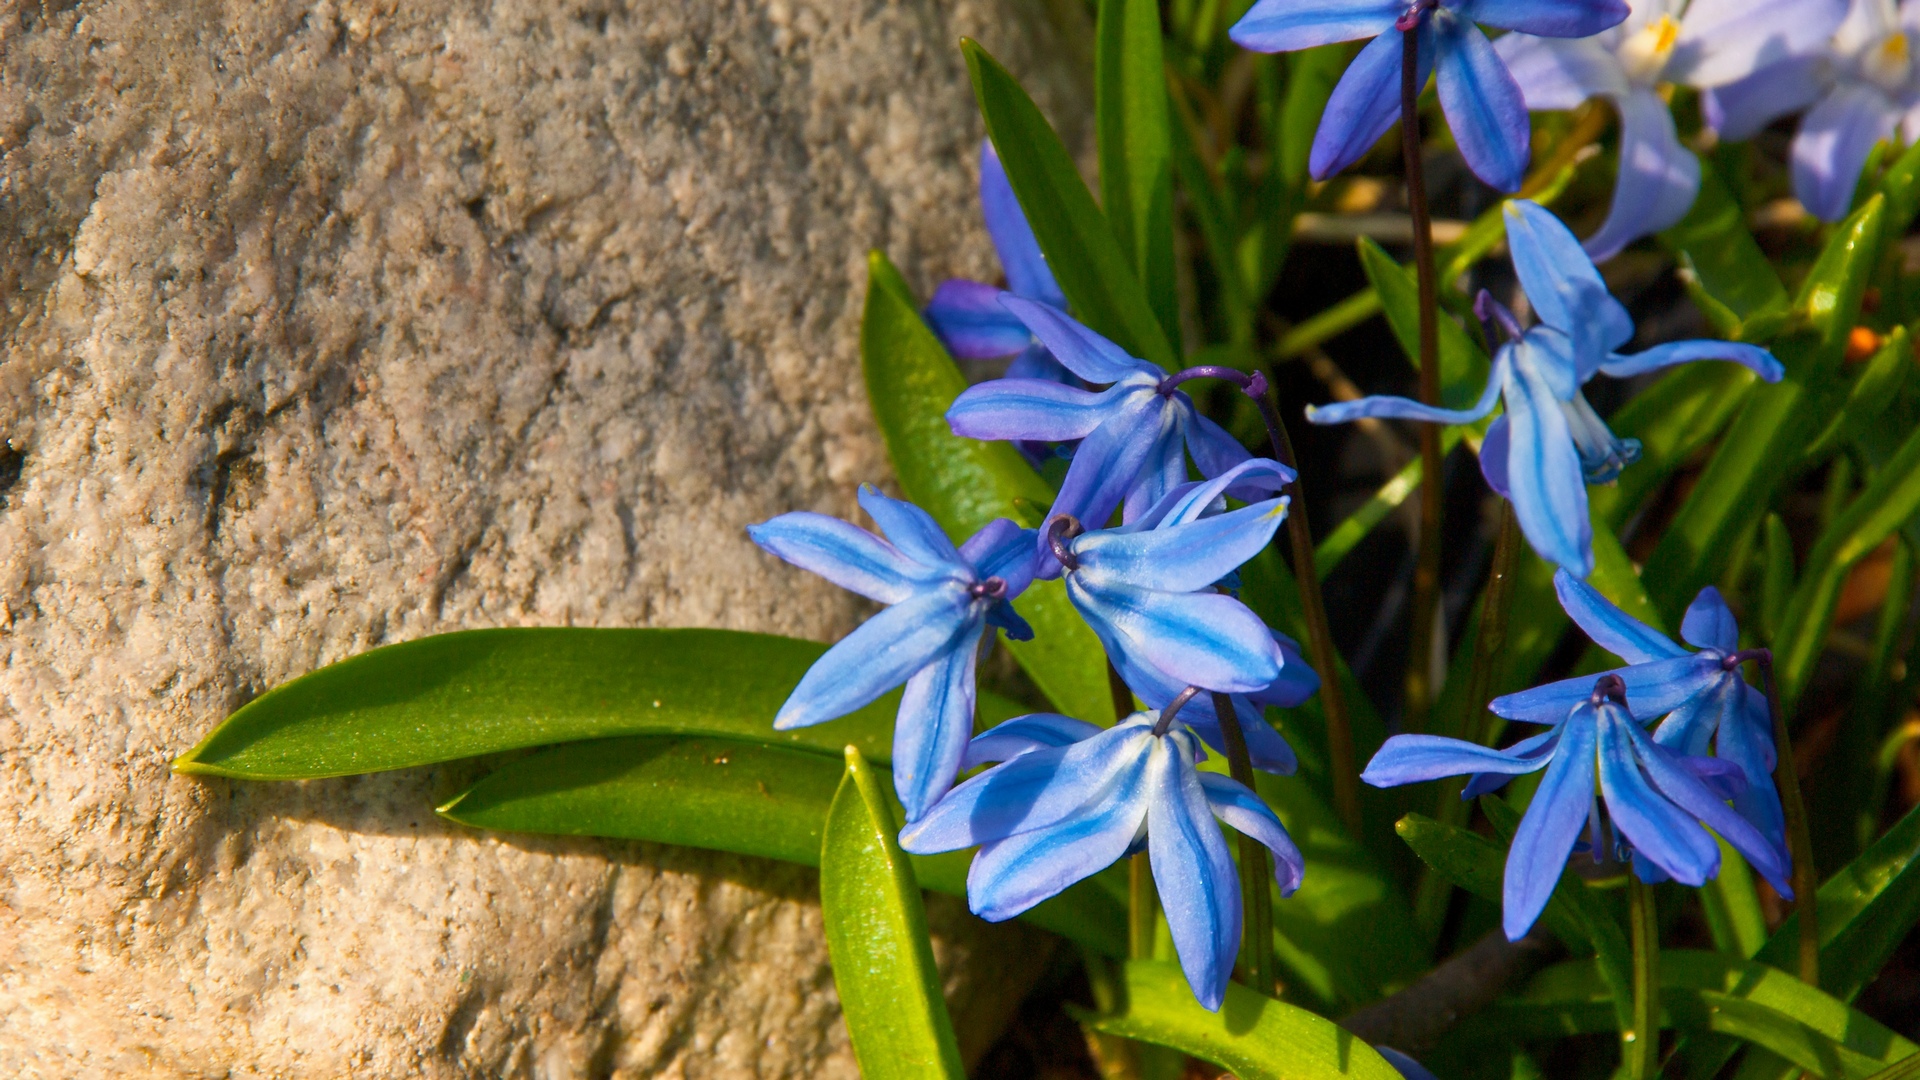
[
  {"left": 1096, "top": 0, "right": 1177, "bottom": 346},
  {"left": 174, "top": 628, "right": 901, "bottom": 779},
  {"left": 1073, "top": 960, "right": 1403, "bottom": 1080},
  {"left": 1659, "top": 159, "right": 1790, "bottom": 341},
  {"left": 821, "top": 747, "right": 965, "bottom": 1080},
  {"left": 862, "top": 252, "right": 1112, "bottom": 722},
  {"left": 1356, "top": 235, "right": 1489, "bottom": 409},
  {"left": 437, "top": 734, "right": 1128, "bottom": 954}
]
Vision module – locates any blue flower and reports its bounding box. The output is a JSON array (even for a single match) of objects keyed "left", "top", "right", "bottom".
[
  {"left": 1490, "top": 570, "right": 1788, "bottom": 855},
  {"left": 1496, "top": 0, "right": 1844, "bottom": 258},
  {"left": 1363, "top": 671, "right": 1792, "bottom": 940},
  {"left": 900, "top": 709, "right": 1306, "bottom": 1010},
  {"left": 946, "top": 301, "right": 1253, "bottom": 544},
  {"left": 1706, "top": 0, "right": 1920, "bottom": 221},
  {"left": 1229, "top": 0, "right": 1629, "bottom": 192},
  {"left": 1305, "top": 201, "right": 1783, "bottom": 576},
  {"left": 922, "top": 140, "right": 1078, "bottom": 388},
  {"left": 749, "top": 485, "right": 1037, "bottom": 821},
  {"left": 1118, "top": 626, "right": 1321, "bottom": 775},
  {"left": 1050, "top": 459, "right": 1295, "bottom": 695}
]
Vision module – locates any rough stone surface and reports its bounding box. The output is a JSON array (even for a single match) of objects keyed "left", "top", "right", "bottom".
[{"left": 0, "top": 1, "right": 1087, "bottom": 1075}]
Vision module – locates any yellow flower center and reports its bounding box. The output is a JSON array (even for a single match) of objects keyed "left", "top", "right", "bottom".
[{"left": 1620, "top": 15, "right": 1682, "bottom": 84}]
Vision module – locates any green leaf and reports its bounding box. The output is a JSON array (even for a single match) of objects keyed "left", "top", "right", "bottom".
[
  {"left": 174, "top": 628, "right": 899, "bottom": 780},
  {"left": 1873, "top": 138, "right": 1920, "bottom": 236},
  {"left": 1096, "top": 0, "right": 1178, "bottom": 347},
  {"left": 1173, "top": 92, "right": 1252, "bottom": 344},
  {"left": 963, "top": 39, "right": 1177, "bottom": 368},
  {"left": 1806, "top": 326, "right": 1914, "bottom": 461},
  {"left": 1659, "top": 159, "right": 1790, "bottom": 340},
  {"left": 1394, "top": 813, "right": 1590, "bottom": 957},
  {"left": 1762, "top": 513, "right": 1796, "bottom": 641},
  {"left": 1642, "top": 195, "right": 1886, "bottom": 622},
  {"left": 861, "top": 252, "right": 1113, "bottom": 722},
  {"left": 821, "top": 747, "right": 966, "bottom": 1080},
  {"left": 437, "top": 734, "right": 1128, "bottom": 955},
  {"left": 1588, "top": 362, "right": 1761, "bottom": 533},
  {"left": 1072, "top": 959, "right": 1404, "bottom": 1080},
  {"left": 1356, "top": 235, "right": 1490, "bottom": 408}
]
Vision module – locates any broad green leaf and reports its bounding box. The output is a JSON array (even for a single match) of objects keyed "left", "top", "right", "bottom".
[
  {"left": 1356, "top": 235, "right": 1489, "bottom": 407},
  {"left": 1873, "top": 138, "right": 1920, "bottom": 236},
  {"left": 1643, "top": 196, "right": 1885, "bottom": 622},
  {"left": 1394, "top": 813, "right": 1590, "bottom": 957},
  {"left": 1775, "top": 415, "right": 1920, "bottom": 711},
  {"left": 174, "top": 628, "right": 899, "bottom": 779},
  {"left": 1659, "top": 159, "right": 1790, "bottom": 340},
  {"left": 1096, "top": 0, "right": 1178, "bottom": 346},
  {"left": 821, "top": 747, "right": 965, "bottom": 1080},
  {"left": 1700, "top": 836, "right": 1769, "bottom": 959},
  {"left": 1072, "top": 960, "right": 1404, "bottom": 1080},
  {"left": 963, "top": 39, "right": 1177, "bottom": 367},
  {"left": 437, "top": 734, "right": 1128, "bottom": 955},
  {"left": 862, "top": 252, "right": 1112, "bottom": 722}
]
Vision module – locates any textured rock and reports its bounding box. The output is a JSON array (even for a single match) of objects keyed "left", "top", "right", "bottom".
[{"left": 0, "top": 1, "right": 1087, "bottom": 1075}]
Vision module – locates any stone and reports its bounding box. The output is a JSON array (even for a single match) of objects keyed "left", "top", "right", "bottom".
[{"left": 0, "top": 0, "right": 1088, "bottom": 1074}]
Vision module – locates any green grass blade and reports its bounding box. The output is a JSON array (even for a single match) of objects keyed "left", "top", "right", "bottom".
[
  {"left": 1096, "top": 0, "right": 1178, "bottom": 346},
  {"left": 1356, "top": 235, "right": 1490, "bottom": 407},
  {"left": 1659, "top": 159, "right": 1791, "bottom": 340}
]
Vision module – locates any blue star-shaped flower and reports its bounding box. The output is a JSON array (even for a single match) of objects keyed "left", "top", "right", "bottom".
[
  {"left": 900, "top": 710, "right": 1306, "bottom": 1010},
  {"left": 749, "top": 485, "right": 1036, "bottom": 821},
  {"left": 1229, "top": 0, "right": 1629, "bottom": 191},
  {"left": 1118, "top": 625, "right": 1321, "bottom": 776},
  {"left": 1306, "top": 200, "right": 1783, "bottom": 576}
]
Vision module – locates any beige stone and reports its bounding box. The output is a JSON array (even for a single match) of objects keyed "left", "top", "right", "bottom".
[{"left": 0, "top": 0, "right": 1087, "bottom": 1074}]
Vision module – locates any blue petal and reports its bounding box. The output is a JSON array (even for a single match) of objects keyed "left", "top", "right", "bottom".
[
  {"left": 1142, "top": 458, "right": 1295, "bottom": 530},
  {"left": 1307, "top": 348, "right": 1507, "bottom": 426},
  {"left": 1249, "top": 630, "right": 1321, "bottom": 708},
  {"left": 1048, "top": 391, "right": 1173, "bottom": 536},
  {"left": 1504, "top": 201, "right": 1635, "bottom": 357},
  {"left": 1492, "top": 33, "right": 1627, "bottom": 110},
  {"left": 961, "top": 518, "right": 1039, "bottom": 597},
  {"left": 1651, "top": 673, "right": 1734, "bottom": 758},
  {"left": 1504, "top": 339, "right": 1593, "bottom": 576},
  {"left": 1666, "top": 0, "right": 1846, "bottom": 89},
  {"left": 1146, "top": 733, "right": 1241, "bottom": 1011},
  {"left": 1361, "top": 732, "right": 1558, "bottom": 788},
  {"left": 963, "top": 713, "right": 1107, "bottom": 769},
  {"left": 925, "top": 279, "right": 1035, "bottom": 359},
  {"left": 1454, "top": 0, "right": 1627, "bottom": 37},
  {"left": 1624, "top": 707, "right": 1793, "bottom": 896},
  {"left": 1005, "top": 341, "right": 1077, "bottom": 385},
  {"left": 1680, "top": 586, "right": 1741, "bottom": 653},
  {"left": 1186, "top": 412, "right": 1255, "bottom": 486},
  {"left": 1068, "top": 575, "right": 1284, "bottom": 693},
  {"left": 775, "top": 588, "right": 975, "bottom": 729},
  {"left": 899, "top": 722, "right": 1155, "bottom": 853},
  {"left": 1228, "top": 0, "right": 1400, "bottom": 52},
  {"left": 1678, "top": 753, "right": 1749, "bottom": 802},
  {"left": 1200, "top": 772, "right": 1307, "bottom": 896},
  {"left": 964, "top": 750, "right": 1153, "bottom": 921},
  {"left": 946, "top": 378, "right": 1121, "bottom": 442},
  {"left": 979, "top": 140, "right": 1067, "bottom": 308},
  {"left": 1117, "top": 653, "right": 1299, "bottom": 774},
  {"left": 1480, "top": 413, "right": 1512, "bottom": 496},
  {"left": 1598, "top": 339, "right": 1785, "bottom": 382},
  {"left": 1491, "top": 652, "right": 1725, "bottom": 725},
  {"left": 1077, "top": 499, "right": 1289, "bottom": 594},
  {"left": 858, "top": 485, "right": 963, "bottom": 569},
  {"left": 986, "top": 603, "right": 1036, "bottom": 642},
  {"left": 1717, "top": 681, "right": 1787, "bottom": 854},
  {"left": 1598, "top": 704, "right": 1721, "bottom": 886},
  {"left": 893, "top": 620, "right": 985, "bottom": 822},
  {"left": 1122, "top": 406, "right": 1194, "bottom": 524},
  {"left": 1312, "top": 27, "right": 1434, "bottom": 181},
  {"left": 1462, "top": 728, "right": 1561, "bottom": 798},
  {"left": 1582, "top": 88, "right": 1702, "bottom": 262},
  {"left": 1554, "top": 568, "right": 1687, "bottom": 665},
  {"left": 749, "top": 512, "right": 938, "bottom": 604},
  {"left": 999, "top": 295, "right": 1161, "bottom": 384},
  {"left": 1503, "top": 708, "right": 1597, "bottom": 940},
  {"left": 1702, "top": 55, "right": 1825, "bottom": 141},
  {"left": 1375, "top": 1047, "right": 1442, "bottom": 1080},
  {"left": 1434, "top": 18, "right": 1531, "bottom": 193},
  {"left": 1792, "top": 84, "right": 1899, "bottom": 223}
]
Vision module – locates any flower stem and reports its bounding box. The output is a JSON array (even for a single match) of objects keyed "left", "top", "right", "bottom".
[
  {"left": 1247, "top": 389, "right": 1363, "bottom": 839},
  {"left": 1213, "top": 691, "right": 1278, "bottom": 996},
  {"left": 1400, "top": 25, "right": 1445, "bottom": 736},
  {"left": 1626, "top": 872, "right": 1662, "bottom": 1080},
  {"left": 1111, "top": 662, "right": 1159, "bottom": 961},
  {"left": 1755, "top": 650, "right": 1820, "bottom": 985}
]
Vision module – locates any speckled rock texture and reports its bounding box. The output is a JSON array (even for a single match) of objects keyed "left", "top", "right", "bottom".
[{"left": 0, "top": 1, "right": 1088, "bottom": 1075}]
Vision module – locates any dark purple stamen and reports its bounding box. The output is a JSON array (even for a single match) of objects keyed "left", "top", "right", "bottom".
[
  {"left": 1157, "top": 366, "right": 1269, "bottom": 402},
  {"left": 1474, "top": 290, "right": 1525, "bottom": 346},
  {"left": 1046, "top": 515, "right": 1085, "bottom": 572},
  {"left": 1722, "top": 647, "right": 1773, "bottom": 672},
  {"left": 1153, "top": 685, "right": 1204, "bottom": 736},
  {"left": 968, "top": 576, "right": 1008, "bottom": 601},
  {"left": 1590, "top": 672, "right": 1629, "bottom": 708},
  {"left": 1395, "top": 0, "right": 1439, "bottom": 31}
]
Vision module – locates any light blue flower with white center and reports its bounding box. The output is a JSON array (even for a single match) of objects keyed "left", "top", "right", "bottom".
[
  {"left": 749, "top": 485, "right": 1037, "bottom": 822},
  {"left": 1229, "top": 0, "right": 1629, "bottom": 192},
  {"left": 900, "top": 708, "right": 1306, "bottom": 1010},
  {"left": 1705, "top": 0, "right": 1920, "bottom": 220},
  {"left": 1496, "top": 0, "right": 1844, "bottom": 259},
  {"left": 1048, "top": 459, "right": 1295, "bottom": 696},
  {"left": 946, "top": 299, "right": 1255, "bottom": 553},
  {"left": 1305, "top": 201, "right": 1783, "bottom": 576},
  {"left": 1363, "top": 671, "right": 1792, "bottom": 940}
]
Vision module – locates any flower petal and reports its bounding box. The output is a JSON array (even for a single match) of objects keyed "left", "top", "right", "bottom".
[
  {"left": 1118, "top": 654, "right": 1300, "bottom": 774},
  {"left": 1651, "top": 673, "right": 1735, "bottom": 758},
  {"left": 1312, "top": 28, "right": 1433, "bottom": 181},
  {"left": 1505, "top": 340, "right": 1594, "bottom": 576},
  {"left": 749, "top": 512, "right": 937, "bottom": 605},
  {"left": 1554, "top": 568, "right": 1688, "bottom": 664},
  {"left": 858, "top": 485, "right": 963, "bottom": 569},
  {"left": 963, "top": 713, "right": 1109, "bottom": 769},
  {"left": 1462, "top": 728, "right": 1562, "bottom": 797},
  {"left": 925, "top": 279, "right": 1036, "bottom": 359},
  {"left": 775, "top": 588, "right": 975, "bottom": 729},
  {"left": 1186, "top": 412, "right": 1255, "bottom": 484},
  {"left": 1792, "top": 84, "right": 1899, "bottom": 223},
  {"left": 899, "top": 722, "right": 1154, "bottom": 852},
  {"left": 1717, "top": 681, "right": 1788, "bottom": 854},
  {"left": 893, "top": 620, "right": 986, "bottom": 822},
  {"left": 1077, "top": 498, "right": 1290, "bottom": 594},
  {"left": 1680, "top": 585, "right": 1741, "bottom": 653},
  {"left": 1375, "top": 1047, "right": 1442, "bottom": 1080},
  {"left": 1491, "top": 652, "right": 1725, "bottom": 724},
  {"left": 1435, "top": 19, "right": 1532, "bottom": 192},
  {"left": 1480, "top": 413, "right": 1512, "bottom": 496},
  {"left": 980, "top": 140, "right": 1067, "bottom": 309},
  {"left": 1504, "top": 201, "right": 1635, "bottom": 355},
  {"left": 1005, "top": 341, "right": 1077, "bottom": 385},
  {"left": 1597, "top": 339, "right": 1785, "bottom": 381},
  {"left": 1122, "top": 406, "right": 1194, "bottom": 524},
  {"left": 1069, "top": 574, "right": 1284, "bottom": 693},
  {"left": 1000, "top": 295, "right": 1161, "bottom": 384},
  {"left": 1307, "top": 348, "right": 1507, "bottom": 426},
  {"left": 961, "top": 518, "right": 1039, "bottom": 597},
  {"left": 1668, "top": 0, "right": 1847, "bottom": 89},
  {"left": 946, "top": 377, "right": 1121, "bottom": 443},
  {"left": 964, "top": 754, "right": 1153, "bottom": 921},
  {"left": 1455, "top": 0, "right": 1628, "bottom": 37},
  {"left": 1144, "top": 458, "right": 1296, "bottom": 530},
  {"left": 1228, "top": 0, "right": 1401, "bottom": 52},
  {"left": 1048, "top": 391, "right": 1171, "bottom": 534},
  {"left": 1624, "top": 708, "right": 1793, "bottom": 895},
  {"left": 1200, "top": 772, "right": 1307, "bottom": 896},
  {"left": 1582, "top": 89, "right": 1702, "bottom": 262},
  {"left": 1503, "top": 709, "right": 1597, "bottom": 940},
  {"left": 1493, "top": 33, "right": 1628, "bottom": 110},
  {"left": 1598, "top": 704, "right": 1721, "bottom": 886},
  {"left": 1249, "top": 630, "right": 1322, "bottom": 708},
  {"left": 1362, "top": 732, "right": 1558, "bottom": 787},
  {"left": 1701, "top": 55, "right": 1826, "bottom": 141},
  {"left": 1147, "top": 734, "right": 1242, "bottom": 1011}
]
